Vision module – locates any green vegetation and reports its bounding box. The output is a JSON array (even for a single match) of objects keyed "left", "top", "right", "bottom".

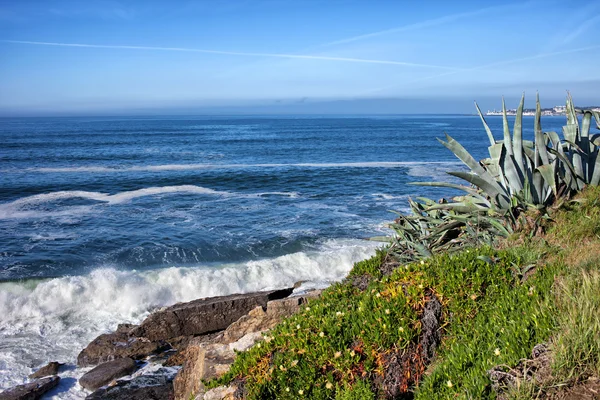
[{"left": 207, "top": 98, "right": 600, "bottom": 399}]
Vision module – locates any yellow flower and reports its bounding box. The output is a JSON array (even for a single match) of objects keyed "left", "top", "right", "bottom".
[
  {"left": 285, "top": 387, "right": 290, "bottom": 392},
  {"left": 470, "top": 294, "right": 477, "bottom": 300},
  {"left": 399, "top": 326, "right": 404, "bottom": 332},
  {"left": 494, "top": 348, "right": 501, "bottom": 356},
  {"left": 447, "top": 380, "right": 453, "bottom": 388},
  {"left": 418, "top": 284, "right": 424, "bottom": 289},
  {"left": 296, "top": 324, "right": 301, "bottom": 329},
  {"left": 257, "top": 343, "right": 261, "bottom": 348},
  {"left": 420, "top": 260, "right": 425, "bottom": 265},
  {"left": 319, "top": 331, "right": 325, "bottom": 337},
  {"left": 383, "top": 324, "right": 387, "bottom": 329},
  {"left": 385, "top": 309, "right": 390, "bottom": 314},
  {"left": 334, "top": 351, "right": 342, "bottom": 358},
  {"left": 298, "top": 389, "right": 304, "bottom": 395},
  {"left": 305, "top": 306, "right": 310, "bottom": 311},
  {"left": 375, "top": 292, "right": 381, "bottom": 298},
  {"left": 326, "top": 382, "right": 333, "bottom": 389},
  {"left": 350, "top": 350, "right": 356, "bottom": 357},
  {"left": 291, "top": 360, "right": 298, "bottom": 367}
]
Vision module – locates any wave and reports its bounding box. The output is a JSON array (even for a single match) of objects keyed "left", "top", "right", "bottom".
[
  {"left": 0, "top": 185, "right": 299, "bottom": 220},
  {"left": 0, "top": 239, "right": 377, "bottom": 397},
  {"left": 2, "top": 161, "right": 461, "bottom": 174}
]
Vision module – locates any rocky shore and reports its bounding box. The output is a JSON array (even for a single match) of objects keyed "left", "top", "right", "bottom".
[{"left": 0, "top": 287, "right": 321, "bottom": 400}]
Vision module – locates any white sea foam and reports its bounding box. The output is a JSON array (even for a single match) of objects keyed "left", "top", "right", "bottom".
[
  {"left": 0, "top": 185, "right": 300, "bottom": 220},
  {"left": 2, "top": 161, "right": 461, "bottom": 174},
  {"left": 0, "top": 239, "right": 377, "bottom": 398}
]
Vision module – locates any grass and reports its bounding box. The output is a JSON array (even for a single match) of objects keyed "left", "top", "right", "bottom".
[{"left": 206, "top": 187, "right": 600, "bottom": 399}]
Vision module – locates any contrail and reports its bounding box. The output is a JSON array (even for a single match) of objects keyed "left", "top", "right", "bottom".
[
  {"left": 365, "top": 44, "right": 600, "bottom": 94},
  {"left": 322, "top": 1, "right": 534, "bottom": 47},
  {"left": 2, "top": 40, "right": 461, "bottom": 70}
]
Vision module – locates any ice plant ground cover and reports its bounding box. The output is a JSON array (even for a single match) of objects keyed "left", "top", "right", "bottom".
[{"left": 208, "top": 186, "right": 600, "bottom": 399}]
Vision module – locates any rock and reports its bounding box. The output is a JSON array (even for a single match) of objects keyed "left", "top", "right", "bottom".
[
  {"left": 222, "top": 291, "right": 321, "bottom": 343},
  {"left": 133, "top": 288, "right": 294, "bottom": 342},
  {"left": 173, "top": 332, "right": 264, "bottom": 400},
  {"left": 79, "top": 358, "right": 138, "bottom": 392},
  {"left": 77, "top": 329, "right": 170, "bottom": 367},
  {"left": 0, "top": 376, "right": 60, "bottom": 400},
  {"left": 203, "top": 385, "right": 237, "bottom": 400},
  {"left": 28, "top": 361, "right": 63, "bottom": 379},
  {"left": 86, "top": 367, "right": 175, "bottom": 400},
  {"left": 420, "top": 292, "right": 442, "bottom": 363}
]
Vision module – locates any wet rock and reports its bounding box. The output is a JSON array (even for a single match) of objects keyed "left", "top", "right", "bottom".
[
  {"left": 85, "top": 367, "right": 176, "bottom": 400},
  {"left": 77, "top": 329, "right": 170, "bottom": 367},
  {"left": 0, "top": 376, "right": 60, "bottom": 400},
  {"left": 132, "top": 288, "right": 294, "bottom": 342},
  {"left": 79, "top": 358, "right": 137, "bottom": 392},
  {"left": 28, "top": 361, "right": 63, "bottom": 379}
]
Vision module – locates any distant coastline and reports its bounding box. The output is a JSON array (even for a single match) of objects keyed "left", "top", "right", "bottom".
[{"left": 486, "top": 105, "right": 600, "bottom": 116}]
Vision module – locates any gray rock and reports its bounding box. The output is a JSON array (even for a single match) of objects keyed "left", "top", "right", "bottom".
[
  {"left": 28, "top": 362, "right": 63, "bottom": 379},
  {"left": 420, "top": 292, "right": 442, "bottom": 363},
  {"left": 85, "top": 368, "right": 175, "bottom": 400},
  {"left": 132, "top": 288, "right": 294, "bottom": 342},
  {"left": 222, "top": 291, "right": 321, "bottom": 343},
  {"left": 77, "top": 329, "right": 170, "bottom": 367},
  {"left": 0, "top": 376, "right": 60, "bottom": 400},
  {"left": 79, "top": 358, "right": 137, "bottom": 391}
]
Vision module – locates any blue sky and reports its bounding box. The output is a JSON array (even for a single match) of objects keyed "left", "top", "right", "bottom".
[{"left": 1, "top": 0, "right": 600, "bottom": 115}]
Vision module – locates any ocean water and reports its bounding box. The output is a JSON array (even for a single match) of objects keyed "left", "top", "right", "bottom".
[{"left": 0, "top": 115, "right": 567, "bottom": 397}]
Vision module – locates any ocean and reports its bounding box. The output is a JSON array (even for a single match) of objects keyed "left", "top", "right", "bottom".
[{"left": 0, "top": 115, "right": 566, "bottom": 398}]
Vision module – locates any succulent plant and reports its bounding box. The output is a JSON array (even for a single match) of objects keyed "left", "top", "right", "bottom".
[{"left": 413, "top": 94, "right": 600, "bottom": 214}]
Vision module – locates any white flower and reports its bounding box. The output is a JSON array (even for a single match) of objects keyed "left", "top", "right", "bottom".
[
  {"left": 334, "top": 351, "right": 342, "bottom": 358},
  {"left": 494, "top": 348, "right": 501, "bottom": 356},
  {"left": 447, "top": 380, "right": 453, "bottom": 388},
  {"left": 298, "top": 389, "right": 304, "bottom": 395},
  {"left": 326, "top": 382, "right": 333, "bottom": 389},
  {"left": 305, "top": 307, "right": 311, "bottom": 311},
  {"left": 296, "top": 324, "right": 301, "bottom": 329},
  {"left": 399, "top": 326, "right": 404, "bottom": 332},
  {"left": 385, "top": 309, "right": 390, "bottom": 314},
  {"left": 375, "top": 292, "right": 381, "bottom": 298},
  {"left": 319, "top": 332, "right": 325, "bottom": 337},
  {"left": 285, "top": 387, "right": 290, "bottom": 392},
  {"left": 420, "top": 260, "right": 425, "bottom": 265}
]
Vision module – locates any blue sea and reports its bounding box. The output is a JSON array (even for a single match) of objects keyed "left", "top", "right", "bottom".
[{"left": 0, "top": 115, "right": 566, "bottom": 397}]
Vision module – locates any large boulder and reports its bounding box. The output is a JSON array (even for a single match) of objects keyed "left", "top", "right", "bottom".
[
  {"left": 85, "top": 367, "right": 176, "bottom": 400},
  {"left": 28, "top": 362, "right": 63, "bottom": 379},
  {"left": 132, "top": 288, "right": 294, "bottom": 342},
  {"left": 0, "top": 376, "right": 60, "bottom": 400},
  {"left": 222, "top": 290, "right": 321, "bottom": 343},
  {"left": 77, "top": 325, "right": 171, "bottom": 367},
  {"left": 79, "top": 358, "right": 138, "bottom": 391}
]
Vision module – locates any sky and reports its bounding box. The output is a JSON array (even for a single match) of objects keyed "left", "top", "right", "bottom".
[{"left": 1, "top": 0, "right": 600, "bottom": 115}]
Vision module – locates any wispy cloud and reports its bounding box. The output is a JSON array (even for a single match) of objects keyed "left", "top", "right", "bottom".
[
  {"left": 365, "top": 44, "right": 600, "bottom": 95},
  {"left": 321, "top": 1, "right": 535, "bottom": 47},
  {"left": 2, "top": 40, "right": 462, "bottom": 70}
]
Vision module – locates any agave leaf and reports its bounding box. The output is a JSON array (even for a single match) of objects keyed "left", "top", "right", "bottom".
[
  {"left": 475, "top": 101, "right": 496, "bottom": 146},
  {"left": 537, "top": 163, "right": 557, "bottom": 196},
  {"left": 409, "top": 182, "right": 489, "bottom": 202},
  {"left": 591, "top": 154, "right": 600, "bottom": 186},
  {"left": 536, "top": 131, "right": 551, "bottom": 165},
  {"left": 513, "top": 93, "right": 525, "bottom": 175},
  {"left": 593, "top": 111, "right": 600, "bottom": 130},
  {"left": 438, "top": 134, "right": 506, "bottom": 194},
  {"left": 581, "top": 111, "right": 592, "bottom": 181},
  {"left": 502, "top": 97, "right": 513, "bottom": 156},
  {"left": 499, "top": 144, "right": 524, "bottom": 193},
  {"left": 447, "top": 171, "right": 510, "bottom": 207},
  {"left": 368, "top": 236, "right": 392, "bottom": 242}
]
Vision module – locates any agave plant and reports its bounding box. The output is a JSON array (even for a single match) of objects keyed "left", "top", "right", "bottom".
[
  {"left": 377, "top": 197, "right": 511, "bottom": 264},
  {"left": 413, "top": 94, "right": 600, "bottom": 216}
]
